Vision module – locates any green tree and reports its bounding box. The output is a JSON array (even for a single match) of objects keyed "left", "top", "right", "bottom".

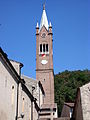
[{"left": 54, "top": 69, "right": 90, "bottom": 117}]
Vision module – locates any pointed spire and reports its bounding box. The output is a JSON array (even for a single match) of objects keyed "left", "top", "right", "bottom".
[
  {"left": 49, "top": 22, "right": 52, "bottom": 27},
  {"left": 36, "top": 22, "right": 39, "bottom": 28},
  {"left": 40, "top": 4, "right": 48, "bottom": 31},
  {"left": 36, "top": 22, "right": 39, "bottom": 35}
]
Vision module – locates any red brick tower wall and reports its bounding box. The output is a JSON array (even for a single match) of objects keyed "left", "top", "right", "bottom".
[{"left": 36, "top": 25, "right": 54, "bottom": 104}]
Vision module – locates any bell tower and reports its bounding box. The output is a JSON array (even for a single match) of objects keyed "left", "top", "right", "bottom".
[{"left": 36, "top": 5, "right": 57, "bottom": 118}]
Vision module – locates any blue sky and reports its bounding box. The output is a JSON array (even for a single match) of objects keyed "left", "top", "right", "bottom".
[{"left": 0, "top": 0, "right": 90, "bottom": 78}]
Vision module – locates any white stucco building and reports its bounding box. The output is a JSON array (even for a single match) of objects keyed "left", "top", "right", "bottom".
[{"left": 0, "top": 47, "right": 44, "bottom": 120}]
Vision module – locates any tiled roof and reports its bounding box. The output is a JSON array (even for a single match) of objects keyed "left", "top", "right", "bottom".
[
  {"left": 41, "top": 103, "right": 57, "bottom": 109},
  {"left": 64, "top": 102, "right": 74, "bottom": 108}
]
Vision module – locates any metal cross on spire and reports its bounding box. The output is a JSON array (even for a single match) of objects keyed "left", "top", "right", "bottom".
[
  {"left": 40, "top": 0, "right": 48, "bottom": 31},
  {"left": 43, "top": 0, "right": 46, "bottom": 10}
]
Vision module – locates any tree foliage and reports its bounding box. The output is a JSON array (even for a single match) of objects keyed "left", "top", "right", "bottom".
[{"left": 54, "top": 69, "right": 90, "bottom": 117}]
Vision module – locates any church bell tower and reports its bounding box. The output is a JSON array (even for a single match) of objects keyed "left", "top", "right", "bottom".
[{"left": 36, "top": 5, "right": 57, "bottom": 118}]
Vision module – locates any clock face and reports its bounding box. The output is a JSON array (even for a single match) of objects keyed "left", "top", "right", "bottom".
[
  {"left": 41, "top": 33, "right": 46, "bottom": 38},
  {"left": 41, "top": 60, "right": 48, "bottom": 65}
]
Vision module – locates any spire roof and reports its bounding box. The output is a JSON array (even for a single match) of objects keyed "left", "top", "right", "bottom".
[{"left": 40, "top": 5, "right": 48, "bottom": 31}]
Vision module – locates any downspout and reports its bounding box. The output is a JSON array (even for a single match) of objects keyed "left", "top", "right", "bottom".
[
  {"left": 31, "top": 100, "right": 33, "bottom": 120},
  {"left": 15, "top": 64, "right": 23, "bottom": 120},
  {"left": 31, "top": 86, "right": 35, "bottom": 120},
  {"left": 38, "top": 87, "right": 40, "bottom": 120},
  {"left": 15, "top": 82, "right": 19, "bottom": 120}
]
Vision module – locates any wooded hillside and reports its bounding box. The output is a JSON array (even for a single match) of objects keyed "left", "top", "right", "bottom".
[{"left": 54, "top": 70, "right": 90, "bottom": 117}]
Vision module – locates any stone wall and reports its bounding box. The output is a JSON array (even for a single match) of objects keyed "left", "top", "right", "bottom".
[
  {"left": 80, "top": 82, "right": 90, "bottom": 120},
  {"left": 0, "top": 55, "right": 18, "bottom": 120}
]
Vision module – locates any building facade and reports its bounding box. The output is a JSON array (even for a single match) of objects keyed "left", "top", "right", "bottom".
[
  {"left": 72, "top": 82, "right": 90, "bottom": 120},
  {"left": 0, "top": 47, "right": 44, "bottom": 120},
  {"left": 61, "top": 102, "right": 74, "bottom": 119},
  {"left": 0, "top": 48, "right": 20, "bottom": 120}
]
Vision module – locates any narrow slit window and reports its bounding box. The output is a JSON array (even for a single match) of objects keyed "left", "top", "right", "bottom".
[
  {"left": 22, "top": 98, "right": 25, "bottom": 113},
  {"left": 46, "top": 44, "right": 48, "bottom": 52},
  {"left": 11, "top": 85, "right": 14, "bottom": 105},
  {"left": 43, "top": 44, "right": 45, "bottom": 52},
  {"left": 40, "top": 44, "right": 42, "bottom": 52},
  {"left": 29, "top": 105, "right": 31, "bottom": 120}
]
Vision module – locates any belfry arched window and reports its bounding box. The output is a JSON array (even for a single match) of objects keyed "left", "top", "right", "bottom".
[
  {"left": 40, "top": 44, "right": 42, "bottom": 52},
  {"left": 39, "top": 44, "right": 49, "bottom": 54},
  {"left": 43, "top": 44, "right": 45, "bottom": 52},
  {"left": 46, "top": 44, "right": 48, "bottom": 52}
]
